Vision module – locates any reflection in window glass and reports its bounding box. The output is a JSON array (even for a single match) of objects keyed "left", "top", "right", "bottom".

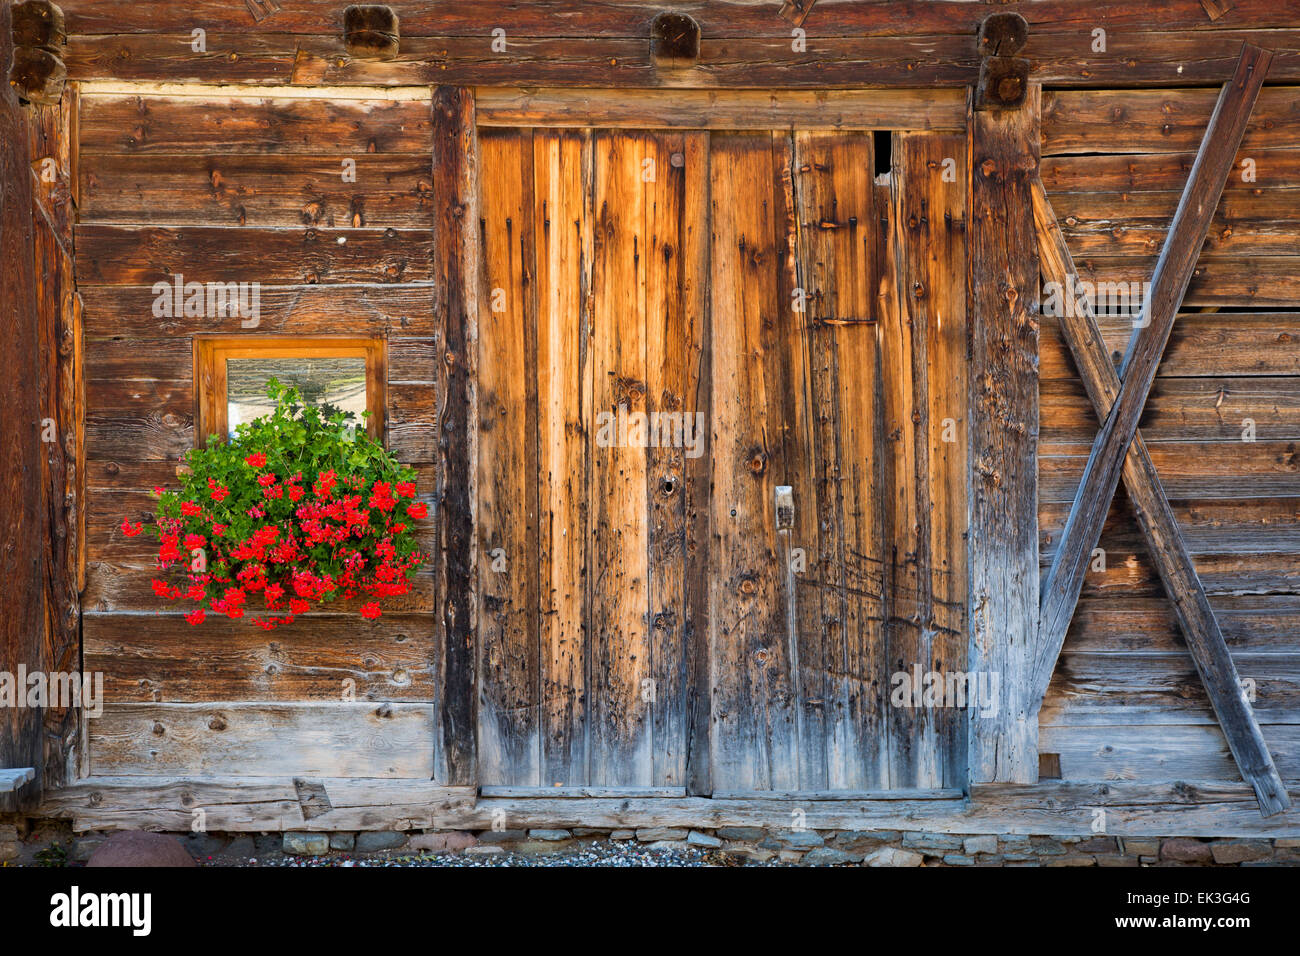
[{"left": 226, "top": 357, "right": 368, "bottom": 437}]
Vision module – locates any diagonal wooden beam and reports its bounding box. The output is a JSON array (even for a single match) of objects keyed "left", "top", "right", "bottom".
[
  {"left": 1034, "top": 44, "right": 1272, "bottom": 716},
  {"left": 1032, "top": 179, "right": 1290, "bottom": 817}
]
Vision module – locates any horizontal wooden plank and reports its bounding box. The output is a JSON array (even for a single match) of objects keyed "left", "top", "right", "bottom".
[
  {"left": 80, "top": 93, "right": 432, "bottom": 154},
  {"left": 80, "top": 154, "right": 435, "bottom": 228},
  {"left": 1039, "top": 724, "right": 1300, "bottom": 784},
  {"left": 1043, "top": 652, "right": 1300, "bottom": 726},
  {"left": 1041, "top": 376, "right": 1300, "bottom": 442},
  {"left": 83, "top": 562, "right": 434, "bottom": 614},
  {"left": 0, "top": 769, "right": 35, "bottom": 793},
  {"left": 478, "top": 786, "right": 688, "bottom": 799},
  {"left": 53, "top": 1, "right": 1300, "bottom": 38},
  {"left": 1040, "top": 496, "right": 1300, "bottom": 556},
  {"left": 474, "top": 87, "right": 966, "bottom": 130},
  {"left": 75, "top": 225, "right": 432, "bottom": 285},
  {"left": 89, "top": 702, "right": 436, "bottom": 777},
  {"left": 1043, "top": 88, "right": 1300, "bottom": 154},
  {"left": 1058, "top": 191, "right": 1300, "bottom": 257},
  {"left": 1059, "top": 550, "right": 1300, "bottom": 599},
  {"left": 1064, "top": 594, "right": 1300, "bottom": 655},
  {"left": 1043, "top": 149, "right": 1300, "bottom": 193},
  {"left": 57, "top": 30, "right": 1300, "bottom": 88},
  {"left": 1040, "top": 440, "right": 1300, "bottom": 501},
  {"left": 1070, "top": 256, "right": 1300, "bottom": 307},
  {"left": 85, "top": 613, "right": 436, "bottom": 703},
  {"left": 1040, "top": 313, "right": 1300, "bottom": 380},
  {"left": 81, "top": 284, "right": 435, "bottom": 337},
  {"left": 42, "top": 777, "right": 1300, "bottom": 837},
  {"left": 42, "top": 776, "right": 474, "bottom": 831}
]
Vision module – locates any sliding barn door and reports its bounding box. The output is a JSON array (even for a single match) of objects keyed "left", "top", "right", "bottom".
[{"left": 475, "top": 125, "right": 968, "bottom": 792}]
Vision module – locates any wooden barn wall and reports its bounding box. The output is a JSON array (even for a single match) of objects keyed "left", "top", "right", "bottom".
[
  {"left": 474, "top": 125, "right": 968, "bottom": 793},
  {"left": 1038, "top": 87, "right": 1300, "bottom": 784},
  {"left": 77, "top": 91, "right": 442, "bottom": 778}
]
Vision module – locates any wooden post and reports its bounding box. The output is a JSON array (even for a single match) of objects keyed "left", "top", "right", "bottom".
[
  {"left": 0, "top": 0, "right": 46, "bottom": 811},
  {"left": 432, "top": 86, "right": 480, "bottom": 786},
  {"left": 1035, "top": 44, "right": 1273, "bottom": 712},
  {"left": 967, "top": 83, "right": 1041, "bottom": 785},
  {"left": 1032, "top": 179, "right": 1289, "bottom": 817}
]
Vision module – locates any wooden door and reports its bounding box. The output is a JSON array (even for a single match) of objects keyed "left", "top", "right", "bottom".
[
  {"left": 476, "top": 128, "right": 705, "bottom": 790},
  {"left": 474, "top": 126, "right": 968, "bottom": 792},
  {"left": 707, "top": 131, "right": 969, "bottom": 793}
]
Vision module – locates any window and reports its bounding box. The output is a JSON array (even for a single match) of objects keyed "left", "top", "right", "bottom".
[{"left": 194, "top": 337, "right": 386, "bottom": 445}]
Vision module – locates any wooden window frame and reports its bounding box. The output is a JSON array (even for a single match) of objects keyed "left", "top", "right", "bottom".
[{"left": 193, "top": 336, "right": 386, "bottom": 446}]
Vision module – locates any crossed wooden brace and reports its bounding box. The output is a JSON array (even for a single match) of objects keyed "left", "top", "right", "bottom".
[{"left": 1031, "top": 43, "right": 1290, "bottom": 817}]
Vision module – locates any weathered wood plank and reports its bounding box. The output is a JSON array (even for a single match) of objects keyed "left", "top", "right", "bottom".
[
  {"left": 80, "top": 93, "right": 432, "bottom": 154},
  {"left": 533, "top": 129, "right": 590, "bottom": 789},
  {"left": 1043, "top": 86, "right": 1300, "bottom": 154},
  {"left": 1040, "top": 440, "right": 1300, "bottom": 501},
  {"left": 1040, "top": 723, "right": 1300, "bottom": 785},
  {"left": 788, "top": 129, "right": 885, "bottom": 790},
  {"left": 54, "top": 30, "right": 1300, "bottom": 89},
  {"left": 1054, "top": 189, "right": 1300, "bottom": 257},
  {"left": 90, "top": 703, "right": 437, "bottom": 777},
  {"left": 75, "top": 224, "right": 432, "bottom": 285},
  {"left": 80, "top": 154, "right": 434, "bottom": 228},
  {"left": 50, "top": 0, "right": 1300, "bottom": 38},
  {"left": 708, "top": 133, "right": 799, "bottom": 791},
  {"left": 1042, "top": 149, "right": 1300, "bottom": 193},
  {"left": 1062, "top": 594, "right": 1300, "bottom": 654},
  {"left": 1069, "top": 255, "right": 1300, "bottom": 307},
  {"left": 80, "top": 283, "right": 436, "bottom": 337},
  {"left": 644, "top": 131, "right": 694, "bottom": 790},
  {"left": 588, "top": 131, "right": 652, "bottom": 787},
  {"left": 1040, "top": 313, "right": 1300, "bottom": 380},
  {"left": 1036, "top": 47, "right": 1273, "bottom": 737},
  {"left": 431, "top": 86, "right": 478, "bottom": 786},
  {"left": 84, "top": 613, "right": 436, "bottom": 703},
  {"left": 1044, "top": 652, "right": 1300, "bottom": 725},
  {"left": 1034, "top": 173, "right": 1289, "bottom": 815},
  {"left": 1042, "top": 375, "right": 1300, "bottom": 442},
  {"left": 475, "top": 88, "right": 967, "bottom": 131},
  {"left": 0, "top": 0, "right": 48, "bottom": 812},
  {"left": 41, "top": 778, "right": 1300, "bottom": 838},
  {"left": 967, "top": 85, "right": 1041, "bottom": 784},
  {"left": 475, "top": 128, "right": 540, "bottom": 787}
]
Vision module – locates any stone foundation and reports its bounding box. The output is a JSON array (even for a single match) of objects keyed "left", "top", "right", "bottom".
[{"left": 5, "top": 818, "right": 1297, "bottom": 866}]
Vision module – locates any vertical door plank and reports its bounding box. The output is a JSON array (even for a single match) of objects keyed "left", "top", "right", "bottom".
[
  {"left": 790, "top": 130, "right": 887, "bottom": 791},
  {"left": 589, "top": 131, "right": 653, "bottom": 786},
  {"left": 893, "top": 132, "right": 970, "bottom": 788},
  {"left": 708, "top": 133, "right": 800, "bottom": 792},
  {"left": 880, "top": 138, "right": 931, "bottom": 789},
  {"left": 533, "top": 129, "right": 591, "bottom": 787},
  {"left": 682, "top": 131, "right": 714, "bottom": 796},
  {"left": 645, "top": 131, "right": 692, "bottom": 788},
  {"left": 476, "top": 129, "right": 541, "bottom": 786},
  {"left": 921, "top": 133, "right": 970, "bottom": 789}
]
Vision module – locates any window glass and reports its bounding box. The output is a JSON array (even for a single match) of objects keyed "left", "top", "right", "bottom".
[{"left": 226, "top": 356, "right": 368, "bottom": 436}]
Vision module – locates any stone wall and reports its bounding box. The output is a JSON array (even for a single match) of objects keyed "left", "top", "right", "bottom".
[{"left": 5, "top": 819, "right": 1298, "bottom": 866}]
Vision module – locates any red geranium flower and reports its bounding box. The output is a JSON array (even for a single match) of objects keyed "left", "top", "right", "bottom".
[{"left": 245, "top": 452, "right": 267, "bottom": 468}]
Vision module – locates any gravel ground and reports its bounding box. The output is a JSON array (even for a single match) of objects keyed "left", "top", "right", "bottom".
[{"left": 202, "top": 840, "right": 760, "bottom": 867}]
